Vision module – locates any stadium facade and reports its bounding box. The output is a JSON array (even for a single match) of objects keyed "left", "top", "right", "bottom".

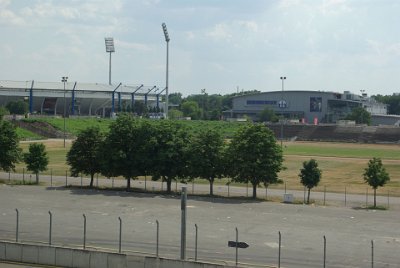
[
  {"left": 223, "top": 90, "right": 397, "bottom": 125},
  {"left": 0, "top": 80, "right": 165, "bottom": 117}
]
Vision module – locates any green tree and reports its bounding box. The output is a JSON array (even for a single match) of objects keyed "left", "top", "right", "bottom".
[
  {"left": 226, "top": 124, "right": 283, "bottom": 199},
  {"left": 24, "top": 143, "right": 49, "bottom": 184},
  {"left": 363, "top": 157, "right": 390, "bottom": 208},
  {"left": 0, "top": 120, "right": 22, "bottom": 172},
  {"left": 0, "top": 106, "right": 9, "bottom": 119},
  {"left": 299, "top": 159, "right": 322, "bottom": 204},
  {"left": 67, "top": 127, "right": 104, "bottom": 187},
  {"left": 100, "top": 115, "right": 150, "bottom": 190},
  {"left": 181, "top": 101, "right": 201, "bottom": 120},
  {"left": 345, "top": 106, "right": 371, "bottom": 125},
  {"left": 258, "top": 107, "right": 278, "bottom": 122},
  {"left": 168, "top": 92, "right": 183, "bottom": 105},
  {"left": 150, "top": 121, "right": 191, "bottom": 193},
  {"left": 188, "top": 128, "right": 225, "bottom": 195},
  {"left": 6, "top": 100, "right": 29, "bottom": 115},
  {"left": 169, "top": 108, "right": 183, "bottom": 119}
]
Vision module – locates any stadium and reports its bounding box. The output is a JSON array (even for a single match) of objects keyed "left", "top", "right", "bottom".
[
  {"left": 224, "top": 90, "right": 400, "bottom": 126},
  {"left": 0, "top": 80, "right": 165, "bottom": 118}
]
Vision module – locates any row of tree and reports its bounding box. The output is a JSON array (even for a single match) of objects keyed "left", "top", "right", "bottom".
[{"left": 66, "top": 114, "right": 283, "bottom": 198}]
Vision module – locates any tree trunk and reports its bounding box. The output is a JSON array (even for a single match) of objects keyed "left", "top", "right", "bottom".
[
  {"left": 35, "top": 173, "right": 39, "bottom": 184},
  {"left": 90, "top": 173, "right": 94, "bottom": 188},
  {"left": 127, "top": 178, "right": 131, "bottom": 191},
  {"left": 209, "top": 177, "right": 214, "bottom": 196},
  {"left": 252, "top": 183, "right": 257, "bottom": 199},
  {"left": 307, "top": 188, "right": 311, "bottom": 204},
  {"left": 166, "top": 178, "right": 172, "bottom": 193},
  {"left": 374, "top": 188, "right": 377, "bottom": 208}
]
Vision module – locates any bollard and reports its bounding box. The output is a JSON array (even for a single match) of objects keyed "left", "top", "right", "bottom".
[
  {"left": 156, "top": 220, "right": 159, "bottom": 257},
  {"left": 15, "top": 209, "right": 19, "bottom": 242},
  {"left": 323, "top": 186, "right": 326, "bottom": 206},
  {"left": 83, "top": 214, "right": 86, "bottom": 249},
  {"left": 371, "top": 240, "right": 374, "bottom": 268},
  {"left": 194, "top": 224, "right": 198, "bottom": 261},
  {"left": 235, "top": 227, "right": 239, "bottom": 267},
  {"left": 48, "top": 211, "right": 52, "bottom": 245},
  {"left": 118, "top": 217, "right": 122, "bottom": 253},
  {"left": 323, "top": 235, "right": 326, "bottom": 268},
  {"left": 278, "top": 231, "right": 281, "bottom": 268}
]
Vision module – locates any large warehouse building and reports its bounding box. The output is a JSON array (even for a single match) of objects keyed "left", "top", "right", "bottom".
[
  {"left": 0, "top": 80, "right": 164, "bottom": 117},
  {"left": 224, "top": 90, "right": 397, "bottom": 125}
]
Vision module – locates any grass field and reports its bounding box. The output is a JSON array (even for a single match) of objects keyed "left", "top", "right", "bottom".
[{"left": 12, "top": 139, "right": 400, "bottom": 197}]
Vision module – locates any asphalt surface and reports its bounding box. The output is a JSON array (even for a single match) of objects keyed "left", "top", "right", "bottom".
[{"left": 0, "top": 185, "right": 399, "bottom": 268}]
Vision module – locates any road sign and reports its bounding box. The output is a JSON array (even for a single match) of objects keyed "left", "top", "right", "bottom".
[{"left": 228, "top": 241, "right": 249, "bottom": 248}]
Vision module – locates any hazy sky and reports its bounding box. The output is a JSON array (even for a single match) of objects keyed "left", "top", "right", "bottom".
[{"left": 1, "top": 0, "right": 400, "bottom": 96}]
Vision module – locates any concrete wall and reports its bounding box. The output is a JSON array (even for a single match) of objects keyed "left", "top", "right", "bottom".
[{"left": 0, "top": 241, "right": 240, "bottom": 268}]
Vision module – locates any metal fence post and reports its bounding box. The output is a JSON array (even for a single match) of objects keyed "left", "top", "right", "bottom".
[
  {"left": 323, "top": 186, "right": 326, "bottom": 206},
  {"left": 278, "top": 231, "right": 281, "bottom": 268},
  {"left": 118, "top": 217, "right": 122, "bottom": 253},
  {"left": 83, "top": 214, "right": 86, "bottom": 249},
  {"left": 96, "top": 173, "right": 98, "bottom": 188},
  {"left": 180, "top": 186, "right": 187, "bottom": 260},
  {"left": 246, "top": 181, "right": 249, "bottom": 197},
  {"left": 48, "top": 211, "right": 52, "bottom": 245},
  {"left": 112, "top": 177, "right": 114, "bottom": 188},
  {"left": 265, "top": 187, "right": 268, "bottom": 200},
  {"left": 195, "top": 224, "right": 198, "bottom": 261},
  {"left": 175, "top": 180, "right": 178, "bottom": 193},
  {"left": 156, "top": 220, "right": 159, "bottom": 257},
  {"left": 15, "top": 209, "right": 19, "bottom": 242},
  {"left": 303, "top": 186, "right": 306, "bottom": 203},
  {"left": 145, "top": 175, "right": 147, "bottom": 191},
  {"left": 65, "top": 170, "right": 68, "bottom": 187},
  {"left": 284, "top": 181, "right": 287, "bottom": 194},
  {"left": 23, "top": 168, "right": 25, "bottom": 183},
  {"left": 323, "top": 235, "right": 326, "bottom": 268},
  {"left": 228, "top": 181, "right": 230, "bottom": 197},
  {"left": 235, "top": 227, "right": 238, "bottom": 267},
  {"left": 80, "top": 173, "right": 83, "bottom": 188},
  {"left": 344, "top": 186, "right": 347, "bottom": 207},
  {"left": 366, "top": 188, "right": 368, "bottom": 207},
  {"left": 371, "top": 240, "right": 374, "bottom": 268},
  {"left": 192, "top": 180, "right": 194, "bottom": 194},
  {"left": 8, "top": 171, "right": 11, "bottom": 182},
  {"left": 387, "top": 190, "right": 390, "bottom": 208},
  {"left": 50, "top": 169, "right": 53, "bottom": 187}
]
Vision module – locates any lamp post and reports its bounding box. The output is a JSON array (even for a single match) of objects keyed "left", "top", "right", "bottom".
[
  {"left": 280, "top": 76, "right": 286, "bottom": 148},
  {"left": 162, "top": 23, "right": 170, "bottom": 119},
  {"left": 105, "top": 37, "right": 115, "bottom": 85},
  {"left": 62, "top": 76, "right": 68, "bottom": 148}
]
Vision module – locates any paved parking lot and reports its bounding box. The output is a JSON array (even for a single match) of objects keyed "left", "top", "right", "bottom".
[{"left": 0, "top": 184, "right": 399, "bottom": 267}]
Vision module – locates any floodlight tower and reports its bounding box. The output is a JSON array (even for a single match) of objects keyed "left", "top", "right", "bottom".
[
  {"left": 105, "top": 37, "right": 115, "bottom": 85},
  {"left": 162, "top": 23, "right": 170, "bottom": 119},
  {"left": 280, "top": 76, "right": 286, "bottom": 148}
]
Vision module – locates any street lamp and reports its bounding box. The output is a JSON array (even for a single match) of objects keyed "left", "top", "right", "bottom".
[
  {"left": 162, "top": 23, "right": 170, "bottom": 119},
  {"left": 62, "top": 76, "right": 68, "bottom": 148},
  {"left": 105, "top": 37, "right": 115, "bottom": 85},
  {"left": 280, "top": 76, "right": 286, "bottom": 148}
]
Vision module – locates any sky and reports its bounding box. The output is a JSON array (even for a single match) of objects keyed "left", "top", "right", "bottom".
[{"left": 1, "top": 0, "right": 400, "bottom": 97}]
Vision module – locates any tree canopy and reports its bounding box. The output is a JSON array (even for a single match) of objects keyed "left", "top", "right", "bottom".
[
  {"left": 226, "top": 123, "right": 283, "bottom": 198},
  {"left": 67, "top": 127, "right": 104, "bottom": 187},
  {"left": 363, "top": 157, "right": 390, "bottom": 207},
  {"left": 6, "top": 100, "right": 29, "bottom": 115},
  {"left": 345, "top": 106, "right": 371, "bottom": 125},
  {"left": 188, "top": 128, "right": 225, "bottom": 195},
  {"left": 24, "top": 143, "right": 49, "bottom": 184},
  {"left": 0, "top": 120, "right": 21, "bottom": 172},
  {"left": 299, "top": 159, "right": 322, "bottom": 204}
]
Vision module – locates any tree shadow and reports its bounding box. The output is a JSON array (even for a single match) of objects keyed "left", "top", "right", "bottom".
[{"left": 46, "top": 185, "right": 263, "bottom": 204}]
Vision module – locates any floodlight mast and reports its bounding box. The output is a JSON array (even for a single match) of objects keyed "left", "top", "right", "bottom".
[
  {"left": 105, "top": 37, "right": 115, "bottom": 85},
  {"left": 162, "top": 23, "right": 170, "bottom": 119}
]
